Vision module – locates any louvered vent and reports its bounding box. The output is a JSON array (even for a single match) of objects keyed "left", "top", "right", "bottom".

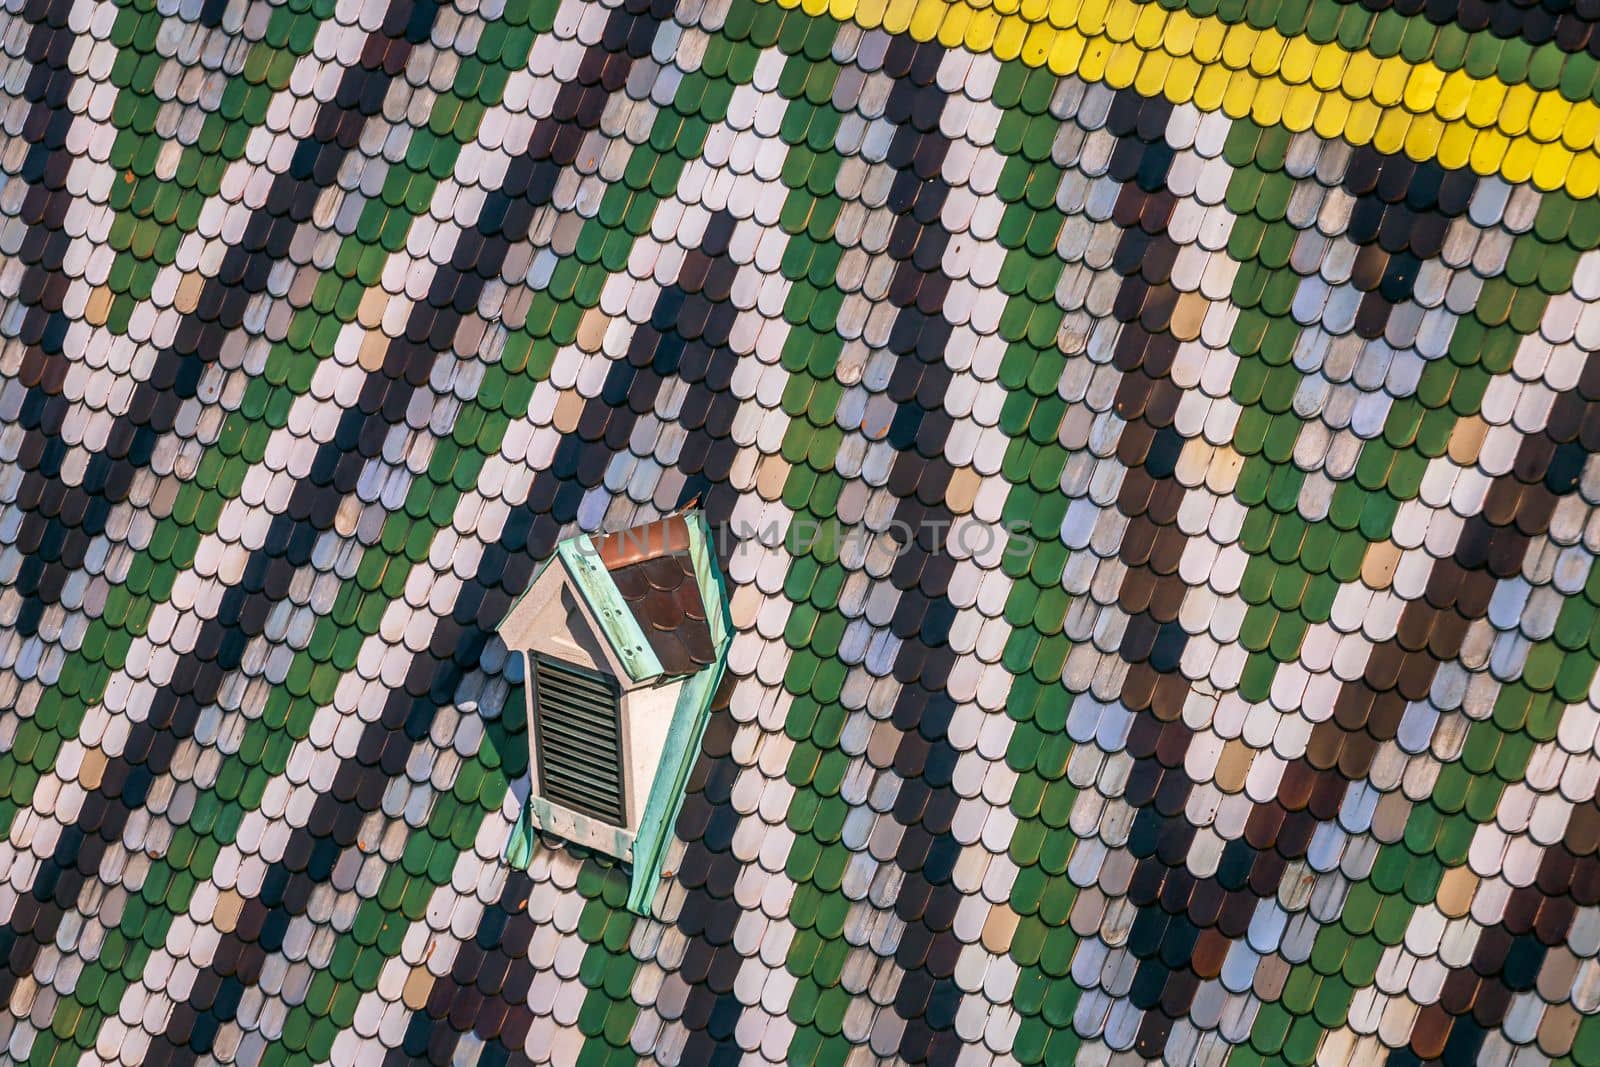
[{"left": 532, "top": 656, "right": 625, "bottom": 824}]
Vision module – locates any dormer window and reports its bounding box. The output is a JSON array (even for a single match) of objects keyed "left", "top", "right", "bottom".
[{"left": 496, "top": 510, "right": 730, "bottom": 915}]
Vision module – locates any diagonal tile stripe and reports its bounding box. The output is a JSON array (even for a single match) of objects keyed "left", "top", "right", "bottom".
[
  {"left": 3, "top": 0, "right": 1600, "bottom": 1062},
  {"left": 760, "top": 0, "right": 1600, "bottom": 198}
]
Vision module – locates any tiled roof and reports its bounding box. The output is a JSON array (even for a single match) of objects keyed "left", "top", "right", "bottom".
[{"left": 5, "top": 0, "right": 1600, "bottom": 1062}]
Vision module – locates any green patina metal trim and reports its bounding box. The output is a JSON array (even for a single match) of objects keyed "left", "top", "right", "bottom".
[
  {"left": 529, "top": 795, "right": 638, "bottom": 858},
  {"left": 627, "top": 512, "right": 734, "bottom": 915},
  {"left": 505, "top": 779, "right": 536, "bottom": 870},
  {"left": 626, "top": 662, "right": 724, "bottom": 915},
  {"left": 686, "top": 512, "right": 733, "bottom": 651},
  {"left": 558, "top": 539, "right": 666, "bottom": 683}
]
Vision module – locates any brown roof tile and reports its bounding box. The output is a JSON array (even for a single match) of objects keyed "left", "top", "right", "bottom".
[{"left": 594, "top": 517, "right": 716, "bottom": 677}]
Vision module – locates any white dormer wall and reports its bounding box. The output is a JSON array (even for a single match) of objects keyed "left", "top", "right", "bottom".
[
  {"left": 498, "top": 563, "right": 628, "bottom": 681},
  {"left": 623, "top": 680, "right": 683, "bottom": 829}
]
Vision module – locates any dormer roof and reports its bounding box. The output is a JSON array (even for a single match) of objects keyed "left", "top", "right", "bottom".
[
  {"left": 588, "top": 516, "right": 718, "bottom": 677},
  {"left": 497, "top": 510, "right": 728, "bottom": 687}
]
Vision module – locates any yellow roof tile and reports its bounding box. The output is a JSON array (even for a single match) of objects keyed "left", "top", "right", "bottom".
[
  {"left": 1045, "top": 26, "right": 1083, "bottom": 73},
  {"left": 1134, "top": 49, "right": 1170, "bottom": 99},
  {"left": 1568, "top": 153, "right": 1600, "bottom": 198},
  {"left": 1222, "top": 67, "right": 1257, "bottom": 118},
  {"left": 1529, "top": 94, "right": 1572, "bottom": 145},
  {"left": 1164, "top": 54, "right": 1202, "bottom": 105},
  {"left": 1191, "top": 17, "right": 1226, "bottom": 65},
  {"left": 998, "top": 15, "right": 1032, "bottom": 61},
  {"left": 1373, "top": 106, "right": 1411, "bottom": 155},
  {"left": 1310, "top": 47, "right": 1347, "bottom": 93},
  {"left": 1106, "top": 40, "right": 1143, "bottom": 88},
  {"left": 1345, "top": 97, "right": 1382, "bottom": 146},
  {"left": 1437, "top": 122, "right": 1476, "bottom": 170},
  {"left": 1371, "top": 56, "right": 1410, "bottom": 109},
  {"left": 1313, "top": 91, "right": 1350, "bottom": 142},
  {"left": 1104, "top": 0, "right": 1137, "bottom": 42},
  {"left": 1435, "top": 69, "right": 1474, "bottom": 121},
  {"left": 1402, "top": 63, "right": 1445, "bottom": 115},
  {"left": 1250, "top": 29, "right": 1288, "bottom": 80},
  {"left": 1503, "top": 136, "right": 1540, "bottom": 183},
  {"left": 965, "top": 8, "right": 1000, "bottom": 51},
  {"left": 1193, "top": 61, "right": 1230, "bottom": 112},
  {"left": 1471, "top": 128, "right": 1510, "bottom": 176},
  {"left": 1500, "top": 83, "right": 1539, "bottom": 138},
  {"left": 1283, "top": 84, "right": 1319, "bottom": 133},
  {"left": 1466, "top": 79, "right": 1507, "bottom": 129},
  {"left": 1404, "top": 114, "right": 1444, "bottom": 163},
  {"left": 1566, "top": 103, "right": 1600, "bottom": 153},
  {"left": 1132, "top": 3, "right": 1165, "bottom": 50},
  {"left": 938, "top": 5, "right": 970, "bottom": 47},
  {"left": 1280, "top": 36, "right": 1318, "bottom": 87},
  {"left": 1534, "top": 142, "right": 1576, "bottom": 192},
  {"left": 910, "top": 0, "right": 944, "bottom": 41},
  {"left": 1079, "top": 33, "right": 1112, "bottom": 81},
  {"left": 1342, "top": 50, "right": 1379, "bottom": 99},
  {"left": 1220, "top": 24, "right": 1256, "bottom": 73},
  {"left": 1076, "top": 0, "right": 1108, "bottom": 35},
  {"left": 1251, "top": 84, "right": 1286, "bottom": 128}
]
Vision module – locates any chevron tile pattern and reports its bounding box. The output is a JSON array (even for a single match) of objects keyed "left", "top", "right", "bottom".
[{"left": 3, "top": 0, "right": 1600, "bottom": 1063}]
